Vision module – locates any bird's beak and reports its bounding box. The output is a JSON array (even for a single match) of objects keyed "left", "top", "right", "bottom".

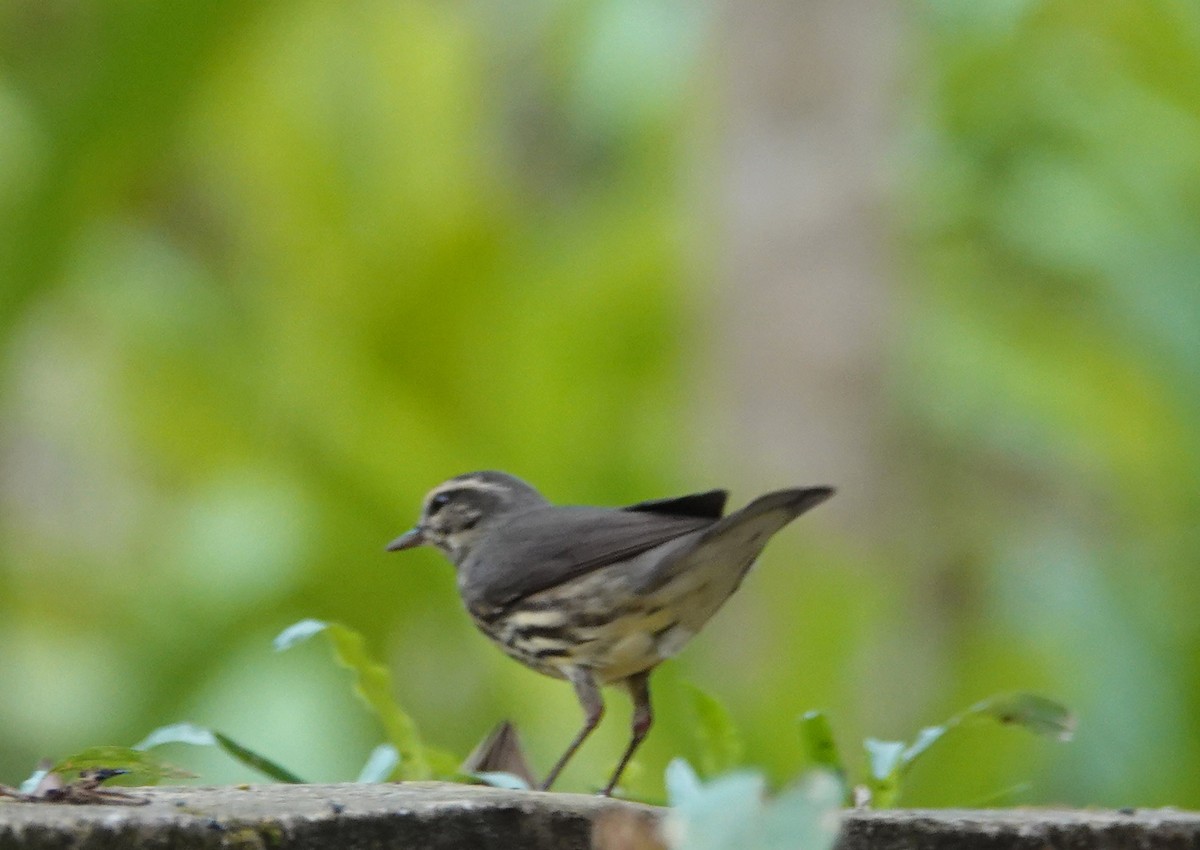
[{"left": 386, "top": 526, "right": 425, "bottom": 552}]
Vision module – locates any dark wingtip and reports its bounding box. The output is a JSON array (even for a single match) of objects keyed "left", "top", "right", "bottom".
[
  {"left": 622, "top": 489, "right": 729, "bottom": 519},
  {"left": 797, "top": 485, "right": 835, "bottom": 510},
  {"left": 752, "top": 485, "right": 834, "bottom": 519}
]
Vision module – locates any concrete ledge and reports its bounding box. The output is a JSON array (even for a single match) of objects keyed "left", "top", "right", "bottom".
[
  {"left": 1, "top": 782, "right": 1197, "bottom": 849},
  {"left": 840, "top": 808, "right": 1200, "bottom": 850},
  {"left": 0, "top": 782, "right": 654, "bottom": 850}
]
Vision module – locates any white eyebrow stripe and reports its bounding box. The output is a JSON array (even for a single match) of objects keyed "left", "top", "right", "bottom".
[
  {"left": 426, "top": 477, "right": 511, "bottom": 502},
  {"left": 457, "top": 476, "right": 513, "bottom": 491}
]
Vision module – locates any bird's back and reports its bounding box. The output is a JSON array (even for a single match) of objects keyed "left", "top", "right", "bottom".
[
  {"left": 457, "top": 486, "right": 830, "bottom": 684},
  {"left": 458, "top": 503, "right": 717, "bottom": 621}
]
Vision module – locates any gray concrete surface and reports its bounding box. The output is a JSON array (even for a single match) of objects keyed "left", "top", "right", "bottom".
[
  {"left": 0, "top": 782, "right": 653, "bottom": 850},
  {"left": 1, "top": 782, "right": 1197, "bottom": 849},
  {"left": 839, "top": 808, "right": 1200, "bottom": 850}
]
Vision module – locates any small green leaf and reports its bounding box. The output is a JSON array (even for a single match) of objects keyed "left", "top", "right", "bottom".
[
  {"left": 272, "top": 618, "right": 330, "bottom": 651},
  {"left": 135, "top": 722, "right": 216, "bottom": 749},
  {"left": 862, "top": 739, "right": 905, "bottom": 808},
  {"left": 471, "top": 771, "right": 531, "bottom": 790},
  {"left": 356, "top": 744, "right": 400, "bottom": 783},
  {"left": 798, "top": 711, "right": 846, "bottom": 778},
  {"left": 863, "top": 738, "right": 904, "bottom": 782},
  {"left": 964, "top": 693, "right": 1075, "bottom": 741},
  {"left": 212, "top": 732, "right": 305, "bottom": 784},
  {"left": 860, "top": 692, "right": 1074, "bottom": 808},
  {"left": 681, "top": 681, "right": 743, "bottom": 776},
  {"left": 136, "top": 722, "right": 306, "bottom": 783},
  {"left": 900, "top": 725, "right": 947, "bottom": 765},
  {"left": 48, "top": 747, "right": 188, "bottom": 786},
  {"left": 18, "top": 767, "right": 50, "bottom": 795},
  {"left": 274, "top": 619, "right": 435, "bottom": 780}
]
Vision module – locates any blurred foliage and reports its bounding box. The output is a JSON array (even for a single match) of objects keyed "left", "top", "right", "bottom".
[
  {"left": 40, "top": 747, "right": 187, "bottom": 789},
  {"left": 0, "top": 0, "right": 710, "bottom": 797},
  {"left": 135, "top": 722, "right": 307, "bottom": 784},
  {"left": 802, "top": 693, "right": 1073, "bottom": 808},
  {"left": 893, "top": 0, "right": 1200, "bottom": 807},
  {"left": 659, "top": 761, "right": 843, "bottom": 850},
  {"left": 1, "top": 0, "right": 1198, "bottom": 810},
  {"left": 272, "top": 618, "right": 459, "bottom": 780}
]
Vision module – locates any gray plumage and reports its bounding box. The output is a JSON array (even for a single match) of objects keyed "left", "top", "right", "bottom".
[{"left": 386, "top": 470, "right": 833, "bottom": 795}]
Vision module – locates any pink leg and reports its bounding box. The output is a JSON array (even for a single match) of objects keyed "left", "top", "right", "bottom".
[
  {"left": 601, "top": 670, "right": 652, "bottom": 796},
  {"left": 539, "top": 668, "right": 604, "bottom": 791}
]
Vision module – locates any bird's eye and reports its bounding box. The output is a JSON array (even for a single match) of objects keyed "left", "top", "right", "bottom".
[{"left": 428, "top": 493, "right": 452, "bottom": 514}]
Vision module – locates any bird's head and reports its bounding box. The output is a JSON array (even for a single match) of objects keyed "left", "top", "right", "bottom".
[{"left": 386, "top": 471, "right": 548, "bottom": 564}]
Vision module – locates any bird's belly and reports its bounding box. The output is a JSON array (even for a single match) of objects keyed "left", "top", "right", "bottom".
[
  {"left": 470, "top": 549, "right": 755, "bottom": 684},
  {"left": 476, "top": 605, "right": 677, "bottom": 684}
]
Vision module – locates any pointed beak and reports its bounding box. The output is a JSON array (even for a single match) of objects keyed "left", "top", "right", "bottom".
[{"left": 386, "top": 526, "right": 425, "bottom": 552}]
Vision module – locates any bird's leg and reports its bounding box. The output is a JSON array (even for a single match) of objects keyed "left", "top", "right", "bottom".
[
  {"left": 539, "top": 668, "right": 604, "bottom": 791},
  {"left": 601, "top": 670, "right": 652, "bottom": 796}
]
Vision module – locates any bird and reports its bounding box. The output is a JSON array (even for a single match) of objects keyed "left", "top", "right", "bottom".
[{"left": 386, "top": 470, "right": 833, "bottom": 795}]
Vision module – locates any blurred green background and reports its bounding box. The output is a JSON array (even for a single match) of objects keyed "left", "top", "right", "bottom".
[{"left": 2, "top": 0, "right": 1199, "bottom": 807}]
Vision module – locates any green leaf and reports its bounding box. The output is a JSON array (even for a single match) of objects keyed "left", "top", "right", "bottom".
[
  {"left": 860, "top": 692, "right": 1074, "bottom": 808},
  {"left": 135, "top": 722, "right": 305, "bottom": 784},
  {"left": 798, "top": 711, "right": 846, "bottom": 778},
  {"left": 48, "top": 747, "right": 189, "bottom": 787},
  {"left": 894, "top": 693, "right": 1073, "bottom": 778},
  {"left": 272, "top": 618, "right": 329, "bottom": 651},
  {"left": 900, "top": 725, "right": 947, "bottom": 765},
  {"left": 274, "top": 619, "right": 440, "bottom": 780},
  {"left": 18, "top": 767, "right": 50, "bottom": 795},
  {"left": 356, "top": 744, "right": 400, "bottom": 783},
  {"left": 863, "top": 738, "right": 904, "bottom": 782},
  {"left": 963, "top": 692, "right": 1075, "bottom": 741},
  {"left": 471, "top": 771, "right": 531, "bottom": 791},
  {"left": 862, "top": 739, "right": 905, "bottom": 808},
  {"left": 135, "top": 721, "right": 217, "bottom": 749},
  {"left": 212, "top": 732, "right": 306, "bottom": 784},
  {"left": 681, "top": 681, "right": 743, "bottom": 776}
]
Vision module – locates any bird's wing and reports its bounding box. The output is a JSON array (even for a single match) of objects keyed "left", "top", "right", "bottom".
[
  {"left": 621, "top": 489, "right": 728, "bottom": 519},
  {"left": 635, "top": 486, "right": 835, "bottom": 594},
  {"left": 461, "top": 504, "right": 716, "bottom": 615}
]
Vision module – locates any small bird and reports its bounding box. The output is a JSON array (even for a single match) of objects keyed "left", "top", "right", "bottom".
[{"left": 386, "top": 471, "right": 833, "bottom": 795}]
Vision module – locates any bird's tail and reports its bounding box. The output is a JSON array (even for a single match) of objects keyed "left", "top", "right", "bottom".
[
  {"left": 697, "top": 486, "right": 833, "bottom": 547},
  {"left": 633, "top": 485, "right": 834, "bottom": 635},
  {"left": 638, "top": 485, "right": 833, "bottom": 596}
]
